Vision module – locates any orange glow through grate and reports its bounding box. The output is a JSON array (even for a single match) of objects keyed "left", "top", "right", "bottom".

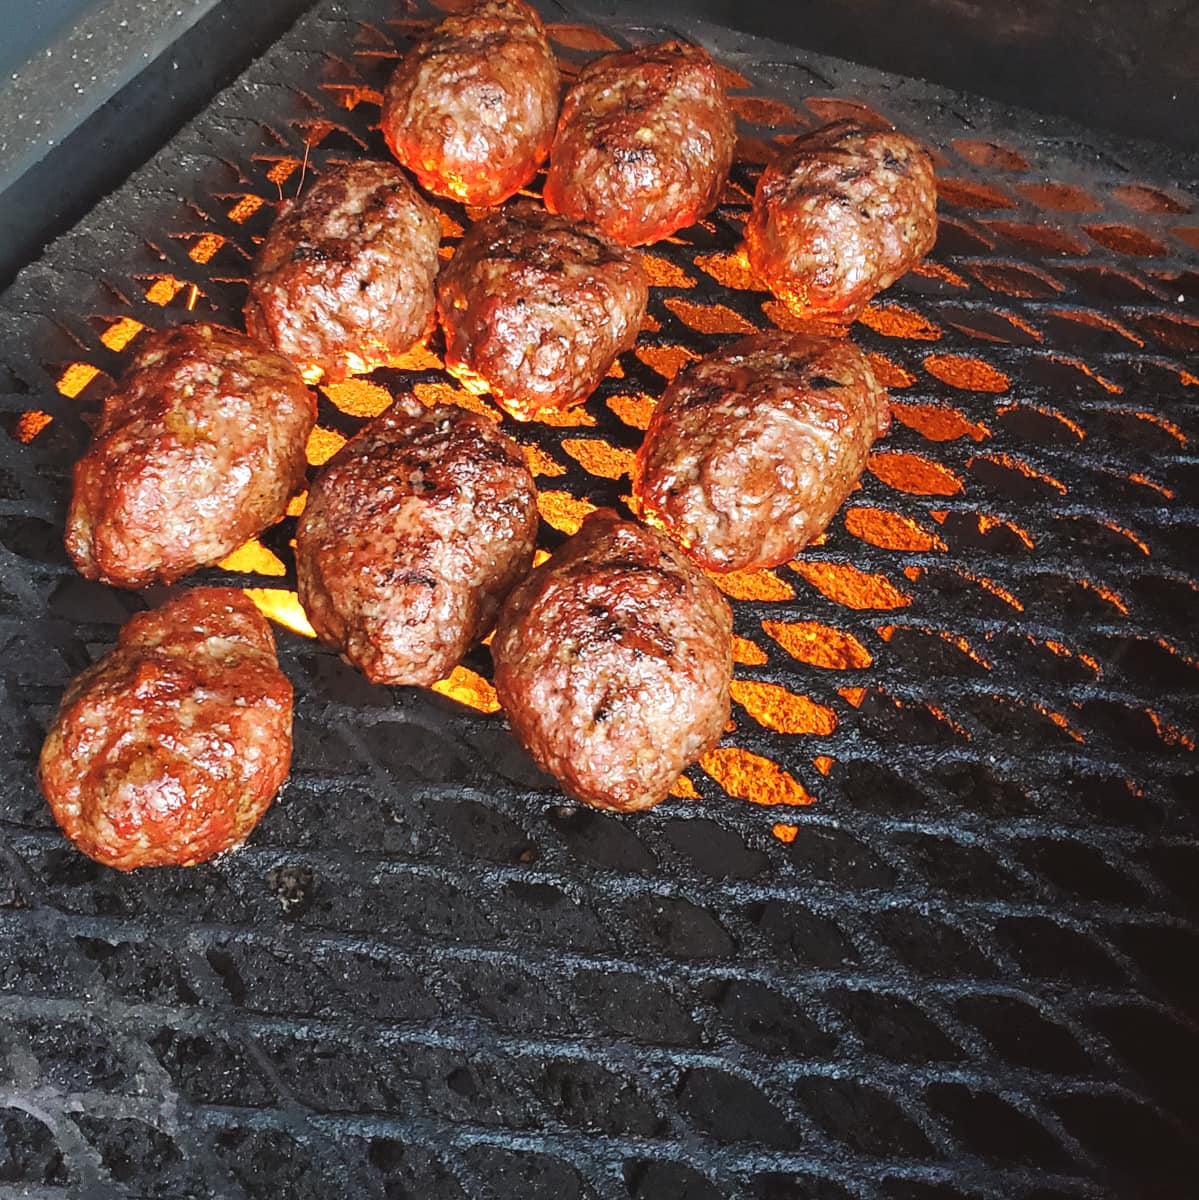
[
  {"left": 432, "top": 666, "right": 501, "bottom": 713},
  {"left": 701, "top": 747, "right": 815, "bottom": 806},
  {"left": 845, "top": 507, "right": 946, "bottom": 552},
  {"left": 761, "top": 620, "right": 873, "bottom": 669},
  {"left": 790, "top": 561, "right": 912, "bottom": 610},
  {"left": 730, "top": 680, "right": 838, "bottom": 735},
  {"left": 869, "top": 451, "right": 964, "bottom": 496},
  {"left": 244, "top": 589, "right": 316, "bottom": 638}
]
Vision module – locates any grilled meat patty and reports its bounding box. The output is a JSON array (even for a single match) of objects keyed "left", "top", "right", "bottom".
[
  {"left": 745, "top": 120, "right": 937, "bottom": 320},
  {"left": 38, "top": 589, "right": 293, "bottom": 870},
  {"left": 65, "top": 323, "right": 315, "bottom": 588},
  {"left": 633, "top": 330, "right": 890, "bottom": 572},
  {"left": 543, "top": 41, "right": 736, "bottom": 246},
  {"left": 493, "top": 509, "right": 733, "bottom": 812},
  {"left": 436, "top": 201, "right": 647, "bottom": 419},
  {"left": 381, "top": 0, "right": 560, "bottom": 207},
  {"left": 245, "top": 159, "right": 442, "bottom": 382},
  {"left": 296, "top": 395, "right": 538, "bottom": 685}
]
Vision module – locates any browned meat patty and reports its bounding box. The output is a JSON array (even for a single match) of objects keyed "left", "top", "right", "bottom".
[
  {"left": 633, "top": 330, "right": 889, "bottom": 572},
  {"left": 436, "top": 201, "right": 648, "bottom": 419},
  {"left": 543, "top": 40, "right": 736, "bottom": 246},
  {"left": 296, "top": 395, "right": 538, "bottom": 685},
  {"left": 493, "top": 509, "right": 733, "bottom": 812},
  {"left": 745, "top": 120, "right": 938, "bottom": 320},
  {"left": 244, "top": 159, "right": 441, "bottom": 382},
  {"left": 65, "top": 323, "right": 315, "bottom": 589},
  {"left": 380, "top": 0, "right": 560, "bottom": 206},
  {"left": 38, "top": 588, "right": 293, "bottom": 871}
]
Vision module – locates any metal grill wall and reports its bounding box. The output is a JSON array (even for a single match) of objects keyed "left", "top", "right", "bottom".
[{"left": 0, "top": 1, "right": 1196, "bottom": 1196}]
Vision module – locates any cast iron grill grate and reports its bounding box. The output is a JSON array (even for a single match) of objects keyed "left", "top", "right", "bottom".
[{"left": 0, "top": 1, "right": 1196, "bottom": 1196}]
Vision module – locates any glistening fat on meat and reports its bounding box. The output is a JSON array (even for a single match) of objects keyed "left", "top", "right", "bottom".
[
  {"left": 245, "top": 159, "right": 442, "bottom": 383},
  {"left": 381, "top": 0, "right": 560, "bottom": 206},
  {"left": 745, "top": 120, "right": 938, "bottom": 320},
  {"left": 633, "top": 330, "right": 890, "bottom": 572},
  {"left": 543, "top": 40, "right": 736, "bottom": 246}
]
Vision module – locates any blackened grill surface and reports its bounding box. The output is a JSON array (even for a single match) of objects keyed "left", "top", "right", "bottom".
[{"left": 0, "top": 1, "right": 1197, "bottom": 1196}]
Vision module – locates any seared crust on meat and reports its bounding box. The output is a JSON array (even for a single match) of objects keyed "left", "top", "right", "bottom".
[
  {"left": 38, "top": 589, "right": 293, "bottom": 871},
  {"left": 65, "top": 323, "right": 315, "bottom": 588},
  {"left": 245, "top": 160, "right": 441, "bottom": 382},
  {"left": 745, "top": 120, "right": 937, "bottom": 320},
  {"left": 493, "top": 509, "right": 732, "bottom": 811},
  {"left": 543, "top": 40, "right": 736, "bottom": 246},
  {"left": 296, "top": 395, "right": 538, "bottom": 685},
  {"left": 436, "top": 201, "right": 648, "bottom": 418},
  {"left": 381, "top": 0, "right": 560, "bottom": 206},
  {"left": 633, "top": 330, "right": 889, "bottom": 572}
]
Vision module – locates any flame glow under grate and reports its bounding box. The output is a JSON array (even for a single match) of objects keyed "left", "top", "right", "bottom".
[{"left": 0, "top": 0, "right": 1196, "bottom": 1196}]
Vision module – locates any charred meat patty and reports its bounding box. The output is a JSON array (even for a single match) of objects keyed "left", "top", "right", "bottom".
[
  {"left": 38, "top": 589, "right": 293, "bottom": 871},
  {"left": 633, "top": 330, "right": 889, "bottom": 572},
  {"left": 65, "top": 323, "right": 315, "bottom": 588},
  {"left": 493, "top": 509, "right": 733, "bottom": 812},
  {"left": 745, "top": 120, "right": 937, "bottom": 320},
  {"left": 436, "top": 201, "right": 647, "bottom": 419},
  {"left": 543, "top": 40, "right": 736, "bottom": 246},
  {"left": 296, "top": 395, "right": 538, "bottom": 685},
  {"left": 245, "top": 159, "right": 442, "bottom": 382},
  {"left": 381, "top": 0, "right": 560, "bottom": 206}
]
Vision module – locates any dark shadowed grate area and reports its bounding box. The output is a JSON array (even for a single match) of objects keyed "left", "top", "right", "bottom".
[{"left": 0, "top": 1, "right": 1196, "bottom": 1196}]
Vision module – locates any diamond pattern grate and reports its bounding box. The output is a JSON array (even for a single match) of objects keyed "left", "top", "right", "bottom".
[{"left": 0, "top": 1, "right": 1196, "bottom": 1196}]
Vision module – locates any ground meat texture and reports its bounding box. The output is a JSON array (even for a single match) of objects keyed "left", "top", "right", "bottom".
[
  {"left": 633, "top": 330, "right": 889, "bottom": 572},
  {"left": 380, "top": 0, "right": 559, "bottom": 206},
  {"left": 493, "top": 509, "right": 732, "bottom": 812},
  {"left": 436, "top": 202, "right": 647, "bottom": 419},
  {"left": 38, "top": 589, "right": 292, "bottom": 871},
  {"left": 65, "top": 323, "right": 315, "bottom": 589},
  {"left": 296, "top": 395, "right": 538, "bottom": 685},
  {"left": 543, "top": 41, "right": 736, "bottom": 246},
  {"left": 744, "top": 120, "right": 937, "bottom": 321},
  {"left": 244, "top": 160, "right": 441, "bottom": 382}
]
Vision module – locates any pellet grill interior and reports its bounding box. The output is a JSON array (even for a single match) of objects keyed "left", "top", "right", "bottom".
[{"left": 0, "top": 0, "right": 1197, "bottom": 1196}]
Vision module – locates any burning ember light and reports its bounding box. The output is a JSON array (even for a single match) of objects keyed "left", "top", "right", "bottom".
[
  {"left": 730, "top": 680, "right": 838, "bottom": 735},
  {"left": 701, "top": 747, "right": 814, "bottom": 806},
  {"left": 790, "top": 560, "right": 912, "bottom": 610},
  {"left": 431, "top": 665, "right": 500, "bottom": 712},
  {"left": 243, "top": 588, "right": 315, "bottom": 638},
  {"left": 888, "top": 400, "right": 988, "bottom": 444},
  {"left": 54, "top": 363, "right": 101, "bottom": 399},
  {"left": 218, "top": 539, "right": 287, "bottom": 576},
  {"left": 305, "top": 426, "right": 347, "bottom": 466},
  {"left": 868, "top": 451, "right": 964, "bottom": 496},
  {"left": 762, "top": 620, "right": 873, "bottom": 669},
  {"left": 11, "top": 410, "right": 52, "bottom": 443}
]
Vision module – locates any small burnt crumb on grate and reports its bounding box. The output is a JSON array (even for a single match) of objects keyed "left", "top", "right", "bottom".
[{"left": 264, "top": 864, "right": 315, "bottom": 916}]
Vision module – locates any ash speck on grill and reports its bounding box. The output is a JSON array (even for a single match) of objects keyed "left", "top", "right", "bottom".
[{"left": 265, "top": 864, "right": 316, "bottom": 915}]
